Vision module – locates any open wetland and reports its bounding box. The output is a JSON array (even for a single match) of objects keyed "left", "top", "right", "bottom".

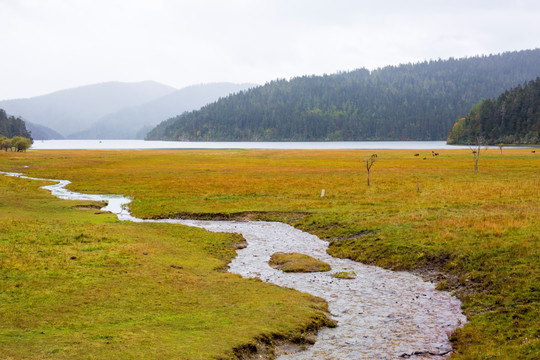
[
  {"left": 1, "top": 149, "right": 538, "bottom": 359},
  {"left": 2, "top": 171, "right": 466, "bottom": 358}
]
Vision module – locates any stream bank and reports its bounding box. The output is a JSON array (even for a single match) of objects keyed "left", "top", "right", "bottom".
[{"left": 2, "top": 172, "right": 466, "bottom": 359}]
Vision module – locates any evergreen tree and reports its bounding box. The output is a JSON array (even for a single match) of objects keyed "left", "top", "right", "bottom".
[
  {"left": 0, "top": 109, "right": 33, "bottom": 140},
  {"left": 448, "top": 77, "right": 540, "bottom": 144},
  {"left": 147, "top": 49, "right": 540, "bottom": 142}
]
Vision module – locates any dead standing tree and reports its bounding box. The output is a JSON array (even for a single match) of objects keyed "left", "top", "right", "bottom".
[
  {"left": 365, "top": 154, "right": 377, "bottom": 186},
  {"left": 470, "top": 137, "right": 487, "bottom": 172}
]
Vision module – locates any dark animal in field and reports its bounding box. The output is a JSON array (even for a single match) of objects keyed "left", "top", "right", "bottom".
[
  {"left": 533, "top": 150, "right": 536, "bottom": 153},
  {"left": 414, "top": 153, "right": 420, "bottom": 156},
  {"left": 432, "top": 151, "right": 439, "bottom": 156}
]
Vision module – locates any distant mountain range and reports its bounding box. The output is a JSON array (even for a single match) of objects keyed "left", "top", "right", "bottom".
[
  {"left": 25, "top": 121, "right": 64, "bottom": 140},
  {"left": 0, "top": 81, "right": 255, "bottom": 139},
  {"left": 147, "top": 49, "right": 540, "bottom": 142},
  {"left": 69, "top": 83, "right": 256, "bottom": 139}
]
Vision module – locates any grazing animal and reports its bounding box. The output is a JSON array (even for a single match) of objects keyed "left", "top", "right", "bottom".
[
  {"left": 414, "top": 153, "right": 420, "bottom": 156},
  {"left": 432, "top": 151, "right": 439, "bottom": 156},
  {"left": 533, "top": 150, "right": 536, "bottom": 153}
]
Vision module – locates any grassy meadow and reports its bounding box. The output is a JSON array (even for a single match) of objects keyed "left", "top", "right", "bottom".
[
  {"left": 0, "top": 161, "right": 332, "bottom": 359},
  {"left": 1, "top": 147, "right": 538, "bottom": 359}
]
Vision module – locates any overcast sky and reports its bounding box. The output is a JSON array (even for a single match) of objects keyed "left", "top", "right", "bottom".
[{"left": 1, "top": 0, "right": 539, "bottom": 100}]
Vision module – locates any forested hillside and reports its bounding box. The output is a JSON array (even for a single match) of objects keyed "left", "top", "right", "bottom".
[
  {"left": 0, "top": 109, "right": 32, "bottom": 139},
  {"left": 448, "top": 78, "right": 540, "bottom": 144},
  {"left": 147, "top": 49, "right": 540, "bottom": 141}
]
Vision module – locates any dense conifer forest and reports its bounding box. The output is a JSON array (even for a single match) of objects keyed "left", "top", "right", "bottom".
[
  {"left": 447, "top": 78, "right": 540, "bottom": 144},
  {"left": 0, "top": 109, "right": 32, "bottom": 139},
  {"left": 147, "top": 49, "right": 540, "bottom": 141}
]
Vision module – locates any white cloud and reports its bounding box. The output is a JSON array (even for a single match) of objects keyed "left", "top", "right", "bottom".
[{"left": 1, "top": 0, "right": 539, "bottom": 99}]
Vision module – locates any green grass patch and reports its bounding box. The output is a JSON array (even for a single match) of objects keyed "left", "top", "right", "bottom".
[
  {"left": 268, "top": 252, "right": 331, "bottom": 273},
  {"left": 332, "top": 271, "right": 356, "bottom": 279},
  {"left": 0, "top": 174, "right": 332, "bottom": 359}
]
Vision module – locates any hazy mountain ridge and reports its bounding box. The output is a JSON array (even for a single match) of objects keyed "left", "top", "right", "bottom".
[
  {"left": 146, "top": 49, "right": 540, "bottom": 142},
  {"left": 69, "top": 83, "right": 256, "bottom": 139},
  {"left": 25, "top": 122, "right": 64, "bottom": 140},
  {"left": 0, "top": 81, "right": 177, "bottom": 137}
]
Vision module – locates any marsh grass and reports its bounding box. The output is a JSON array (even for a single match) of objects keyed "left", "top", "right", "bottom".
[
  {"left": 268, "top": 252, "right": 331, "bottom": 273},
  {"left": 0, "top": 175, "right": 332, "bottom": 359},
  {"left": 1, "top": 148, "right": 539, "bottom": 358},
  {"left": 332, "top": 271, "right": 356, "bottom": 279}
]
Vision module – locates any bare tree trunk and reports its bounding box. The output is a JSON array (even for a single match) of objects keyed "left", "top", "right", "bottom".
[
  {"left": 470, "top": 137, "right": 485, "bottom": 173},
  {"left": 364, "top": 154, "right": 377, "bottom": 186}
]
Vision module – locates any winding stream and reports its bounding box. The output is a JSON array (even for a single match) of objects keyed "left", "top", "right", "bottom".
[{"left": 3, "top": 172, "right": 466, "bottom": 359}]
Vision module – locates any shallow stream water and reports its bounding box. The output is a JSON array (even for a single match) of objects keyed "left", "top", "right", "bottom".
[{"left": 3, "top": 172, "right": 466, "bottom": 359}]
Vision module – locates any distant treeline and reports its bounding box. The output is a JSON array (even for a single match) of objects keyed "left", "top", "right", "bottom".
[
  {"left": 0, "top": 108, "right": 32, "bottom": 140},
  {"left": 448, "top": 78, "right": 540, "bottom": 145},
  {"left": 147, "top": 49, "right": 540, "bottom": 141}
]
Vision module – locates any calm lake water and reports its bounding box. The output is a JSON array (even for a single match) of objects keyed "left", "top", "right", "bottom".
[{"left": 30, "top": 140, "right": 470, "bottom": 150}]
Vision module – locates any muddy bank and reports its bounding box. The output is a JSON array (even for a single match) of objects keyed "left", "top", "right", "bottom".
[{"left": 159, "top": 211, "right": 310, "bottom": 223}]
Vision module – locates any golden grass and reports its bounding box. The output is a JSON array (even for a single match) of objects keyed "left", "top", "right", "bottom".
[
  {"left": 1, "top": 147, "right": 539, "bottom": 359},
  {"left": 332, "top": 271, "right": 356, "bottom": 280},
  {"left": 0, "top": 174, "right": 332, "bottom": 359},
  {"left": 268, "top": 252, "right": 331, "bottom": 273}
]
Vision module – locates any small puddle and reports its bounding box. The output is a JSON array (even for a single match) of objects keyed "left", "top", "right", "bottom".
[{"left": 3, "top": 172, "right": 466, "bottom": 359}]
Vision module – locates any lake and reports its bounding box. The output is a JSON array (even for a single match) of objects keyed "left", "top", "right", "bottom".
[{"left": 30, "top": 140, "right": 470, "bottom": 150}]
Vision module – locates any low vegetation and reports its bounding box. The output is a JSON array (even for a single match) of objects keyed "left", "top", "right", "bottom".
[
  {"left": 0, "top": 173, "right": 332, "bottom": 359},
  {"left": 0, "top": 135, "right": 32, "bottom": 152},
  {"left": 332, "top": 271, "right": 356, "bottom": 280},
  {"left": 268, "top": 253, "right": 331, "bottom": 273},
  {"left": 1, "top": 148, "right": 538, "bottom": 359}
]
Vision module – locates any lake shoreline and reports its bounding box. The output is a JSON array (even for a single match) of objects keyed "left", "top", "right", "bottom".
[{"left": 30, "top": 139, "right": 473, "bottom": 150}]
